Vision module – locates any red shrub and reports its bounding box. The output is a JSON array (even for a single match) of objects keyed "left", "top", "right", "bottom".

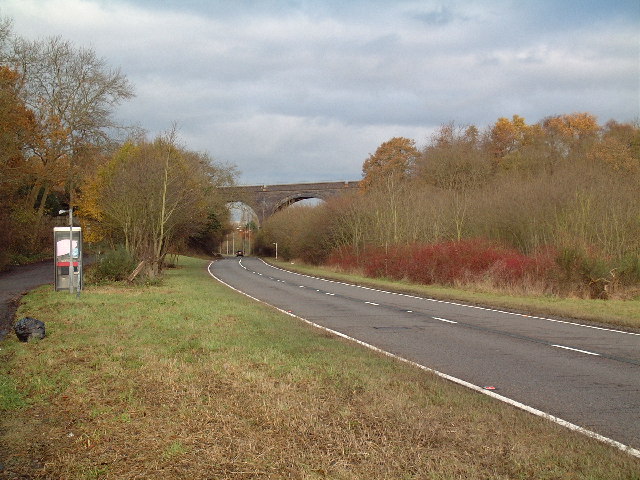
[
  {"left": 327, "top": 246, "right": 364, "bottom": 271},
  {"left": 328, "top": 239, "right": 556, "bottom": 288}
]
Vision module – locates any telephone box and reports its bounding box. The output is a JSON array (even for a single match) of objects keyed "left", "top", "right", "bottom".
[{"left": 54, "top": 227, "right": 83, "bottom": 292}]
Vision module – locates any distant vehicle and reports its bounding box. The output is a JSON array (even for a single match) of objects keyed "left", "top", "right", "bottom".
[{"left": 236, "top": 250, "right": 244, "bottom": 257}]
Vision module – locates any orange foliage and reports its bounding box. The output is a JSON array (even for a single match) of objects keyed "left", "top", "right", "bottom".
[
  {"left": 587, "top": 120, "right": 640, "bottom": 172},
  {"left": 488, "top": 114, "right": 539, "bottom": 158},
  {"left": 0, "top": 66, "right": 37, "bottom": 197},
  {"left": 542, "top": 112, "right": 599, "bottom": 141},
  {"left": 360, "top": 137, "right": 419, "bottom": 191}
]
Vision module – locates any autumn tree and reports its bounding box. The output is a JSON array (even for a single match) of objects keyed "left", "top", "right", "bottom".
[
  {"left": 357, "top": 137, "right": 418, "bottom": 248},
  {"left": 587, "top": 120, "right": 640, "bottom": 172},
  {"left": 360, "top": 137, "right": 419, "bottom": 191},
  {"left": 0, "top": 65, "right": 38, "bottom": 268},
  {"left": 80, "top": 130, "right": 235, "bottom": 279},
  {"left": 486, "top": 115, "right": 535, "bottom": 159},
  {"left": 0, "top": 65, "right": 35, "bottom": 201},
  {"left": 5, "top": 34, "right": 134, "bottom": 217},
  {"left": 540, "top": 112, "right": 599, "bottom": 158}
]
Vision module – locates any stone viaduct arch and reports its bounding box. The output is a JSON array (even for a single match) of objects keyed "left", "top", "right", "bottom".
[{"left": 222, "top": 181, "right": 360, "bottom": 225}]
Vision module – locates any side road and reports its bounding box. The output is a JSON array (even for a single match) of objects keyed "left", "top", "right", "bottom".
[{"left": 0, "top": 261, "right": 52, "bottom": 340}]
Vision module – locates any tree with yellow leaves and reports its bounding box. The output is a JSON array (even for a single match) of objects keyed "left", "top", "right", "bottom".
[
  {"left": 360, "top": 137, "right": 419, "bottom": 191},
  {"left": 541, "top": 112, "right": 600, "bottom": 160},
  {"left": 487, "top": 114, "right": 540, "bottom": 159},
  {"left": 80, "top": 130, "right": 235, "bottom": 279}
]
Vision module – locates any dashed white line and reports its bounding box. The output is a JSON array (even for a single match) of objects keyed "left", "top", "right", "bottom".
[
  {"left": 365, "top": 301, "right": 379, "bottom": 306},
  {"left": 260, "top": 259, "right": 640, "bottom": 337},
  {"left": 433, "top": 316, "right": 457, "bottom": 324},
  {"left": 207, "top": 260, "right": 640, "bottom": 459},
  {"left": 552, "top": 345, "right": 600, "bottom": 356}
]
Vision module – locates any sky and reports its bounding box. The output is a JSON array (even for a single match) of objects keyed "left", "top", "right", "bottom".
[{"left": 2, "top": 0, "right": 639, "bottom": 185}]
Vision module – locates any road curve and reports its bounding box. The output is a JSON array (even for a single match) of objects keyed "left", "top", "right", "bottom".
[{"left": 209, "top": 257, "right": 640, "bottom": 454}]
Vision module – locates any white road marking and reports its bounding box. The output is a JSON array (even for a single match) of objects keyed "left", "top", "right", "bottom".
[
  {"left": 365, "top": 301, "right": 379, "bottom": 306},
  {"left": 433, "top": 316, "right": 457, "bottom": 324},
  {"left": 207, "top": 260, "right": 640, "bottom": 459},
  {"left": 552, "top": 345, "right": 600, "bottom": 356},
  {"left": 261, "top": 259, "right": 639, "bottom": 337}
]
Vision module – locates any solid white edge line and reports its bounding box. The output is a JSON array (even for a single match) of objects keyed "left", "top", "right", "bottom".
[
  {"left": 208, "top": 261, "right": 640, "bottom": 459},
  {"left": 261, "top": 259, "right": 640, "bottom": 337}
]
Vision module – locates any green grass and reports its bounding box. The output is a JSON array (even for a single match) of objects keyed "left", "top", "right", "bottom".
[
  {"left": 272, "top": 259, "right": 640, "bottom": 330},
  {"left": 0, "top": 256, "right": 638, "bottom": 479},
  {"left": 0, "top": 375, "right": 28, "bottom": 410}
]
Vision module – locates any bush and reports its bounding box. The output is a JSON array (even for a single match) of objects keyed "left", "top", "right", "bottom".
[
  {"left": 329, "top": 239, "right": 555, "bottom": 291},
  {"left": 88, "top": 247, "right": 137, "bottom": 283},
  {"left": 617, "top": 254, "right": 640, "bottom": 287}
]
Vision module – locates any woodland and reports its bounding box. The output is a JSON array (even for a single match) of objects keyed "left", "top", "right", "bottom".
[
  {"left": 255, "top": 115, "right": 640, "bottom": 299},
  {"left": 0, "top": 19, "right": 234, "bottom": 279}
]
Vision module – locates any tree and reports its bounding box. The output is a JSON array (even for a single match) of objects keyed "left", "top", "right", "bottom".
[
  {"left": 0, "top": 65, "right": 35, "bottom": 201},
  {"left": 0, "top": 64, "right": 38, "bottom": 269},
  {"left": 80, "top": 130, "right": 235, "bottom": 278},
  {"left": 587, "top": 120, "right": 640, "bottom": 172},
  {"left": 486, "top": 114, "right": 539, "bottom": 159},
  {"left": 5, "top": 35, "right": 134, "bottom": 216},
  {"left": 417, "top": 122, "right": 491, "bottom": 190},
  {"left": 540, "top": 112, "right": 599, "bottom": 161},
  {"left": 360, "top": 137, "right": 419, "bottom": 191}
]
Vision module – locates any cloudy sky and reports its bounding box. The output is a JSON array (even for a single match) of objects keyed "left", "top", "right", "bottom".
[{"left": 2, "top": 0, "right": 639, "bottom": 185}]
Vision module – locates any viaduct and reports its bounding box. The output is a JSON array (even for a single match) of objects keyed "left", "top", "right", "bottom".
[{"left": 222, "top": 181, "right": 360, "bottom": 225}]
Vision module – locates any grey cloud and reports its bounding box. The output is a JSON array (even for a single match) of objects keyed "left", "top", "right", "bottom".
[
  {"left": 4, "top": 0, "right": 638, "bottom": 184},
  {"left": 412, "top": 6, "right": 463, "bottom": 26}
]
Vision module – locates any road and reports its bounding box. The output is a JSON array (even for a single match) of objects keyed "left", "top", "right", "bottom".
[
  {"left": 209, "top": 256, "right": 640, "bottom": 453},
  {"left": 0, "top": 261, "right": 53, "bottom": 340}
]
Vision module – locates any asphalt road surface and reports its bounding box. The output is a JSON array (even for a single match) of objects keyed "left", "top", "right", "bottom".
[{"left": 210, "top": 256, "right": 640, "bottom": 453}]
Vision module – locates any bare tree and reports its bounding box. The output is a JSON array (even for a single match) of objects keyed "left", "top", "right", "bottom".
[{"left": 5, "top": 34, "right": 134, "bottom": 215}]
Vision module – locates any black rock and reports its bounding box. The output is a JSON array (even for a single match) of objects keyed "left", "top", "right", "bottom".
[{"left": 14, "top": 317, "right": 46, "bottom": 342}]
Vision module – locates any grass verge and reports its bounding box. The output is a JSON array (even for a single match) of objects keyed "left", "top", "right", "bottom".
[
  {"left": 270, "top": 259, "right": 640, "bottom": 331},
  {"left": 0, "top": 256, "right": 638, "bottom": 479}
]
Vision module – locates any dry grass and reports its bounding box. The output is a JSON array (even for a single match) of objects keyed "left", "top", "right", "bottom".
[{"left": 1, "top": 257, "right": 638, "bottom": 479}]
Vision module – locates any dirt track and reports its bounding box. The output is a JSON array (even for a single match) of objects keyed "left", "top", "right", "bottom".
[{"left": 0, "top": 261, "right": 52, "bottom": 341}]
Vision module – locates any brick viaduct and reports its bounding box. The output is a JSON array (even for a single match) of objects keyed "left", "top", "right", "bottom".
[{"left": 222, "top": 181, "right": 360, "bottom": 225}]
